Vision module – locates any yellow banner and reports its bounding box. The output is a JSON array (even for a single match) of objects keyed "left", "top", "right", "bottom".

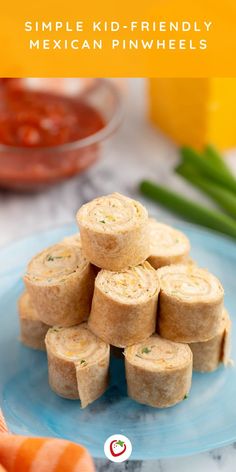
[{"left": 1, "top": 0, "right": 235, "bottom": 77}]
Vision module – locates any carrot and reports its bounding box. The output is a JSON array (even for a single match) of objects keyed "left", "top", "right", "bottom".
[{"left": 0, "top": 435, "right": 95, "bottom": 472}]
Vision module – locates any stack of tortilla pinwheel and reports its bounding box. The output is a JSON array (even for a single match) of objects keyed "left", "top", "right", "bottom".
[{"left": 18, "top": 193, "right": 231, "bottom": 409}]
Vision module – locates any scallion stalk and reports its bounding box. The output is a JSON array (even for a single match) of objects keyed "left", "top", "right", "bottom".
[
  {"left": 203, "top": 145, "right": 232, "bottom": 177},
  {"left": 140, "top": 180, "right": 236, "bottom": 239},
  {"left": 176, "top": 163, "right": 236, "bottom": 219},
  {"left": 180, "top": 147, "right": 236, "bottom": 194}
]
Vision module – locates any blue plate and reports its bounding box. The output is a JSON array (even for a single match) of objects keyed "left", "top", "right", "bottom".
[{"left": 0, "top": 221, "right": 235, "bottom": 460}]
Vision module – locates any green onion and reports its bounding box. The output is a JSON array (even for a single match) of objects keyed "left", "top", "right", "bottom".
[
  {"left": 180, "top": 147, "right": 236, "bottom": 195},
  {"left": 46, "top": 255, "right": 63, "bottom": 262},
  {"left": 176, "top": 163, "right": 236, "bottom": 219},
  {"left": 140, "top": 180, "right": 236, "bottom": 239},
  {"left": 203, "top": 145, "right": 232, "bottom": 177},
  {"left": 46, "top": 255, "right": 54, "bottom": 261},
  {"left": 141, "top": 347, "right": 151, "bottom": 354}
]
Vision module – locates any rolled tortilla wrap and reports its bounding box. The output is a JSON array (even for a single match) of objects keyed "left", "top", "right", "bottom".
[
  {"left": 45, "top": 323, "right": 110, "bottom": 407},
  {"left": 190, "top": 308, "right": 232, "bottom": 372},
  {"left": 18, "top": 291, "right": 49, "bottom": 350},
  {"left": 62, "top": 233, "right": 81, "bottom": 246},
  {"left": 125, "top": 334, "right": 192, "bottom": 408},
  {"left": 24, "top": 243, "right": 95, "bottom": 327},
  {"left": 158, "top": 264, "right": 224, "bottom": 342},
  {"left": 76, "top": 192, "right": 149, "bottom": 270},
  {"left": 62, "top": 233, "right": 100, "bottom": 276},
  {"left": 147, "top": 219, "right": 190, "bottom": 269},
  {"left": 88, "top": 261, "right": 159, "bottom": 347}
]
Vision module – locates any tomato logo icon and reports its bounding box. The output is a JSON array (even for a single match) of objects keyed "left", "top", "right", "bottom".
[{"left": 104, "top": 434, "right": 132, "bottom": 462}]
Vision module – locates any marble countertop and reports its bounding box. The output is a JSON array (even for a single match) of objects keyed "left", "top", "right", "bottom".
[{"left": 0, "top": 79, "right": 235, "bottom": 471}]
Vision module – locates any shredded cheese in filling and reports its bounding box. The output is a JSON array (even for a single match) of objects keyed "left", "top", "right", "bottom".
[
  {"left": 97, "top": 262, "right": 158, "bottom": 302},
  {"left": 47, "top": 324, "right": 108, "bottom": 365},
  {"left": 26, "top": 243, "right": 88, "bottom": 284},
  {"left": 158, "top": 264, "right": 223, "bottom": 301},
  {"left": 78, "top": 193, "right": 148, "bottom": 232},
  {"left": 148, "top": 219, "right": 190, "bottom": 256},
  {"left": 126, "top": 335, "right": 191, "bottom": 370}
]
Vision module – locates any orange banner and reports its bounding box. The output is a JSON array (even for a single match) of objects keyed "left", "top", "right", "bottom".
[{"left": 0, "top": 0, "right": 236, "bottom": 77}]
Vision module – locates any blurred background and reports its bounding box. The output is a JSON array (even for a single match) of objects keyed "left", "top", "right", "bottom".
[{"left": 0, "top": 77, "right": 236, "bottom": 246}]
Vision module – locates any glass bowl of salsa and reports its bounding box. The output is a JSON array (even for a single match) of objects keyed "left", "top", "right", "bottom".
[{"left": 0, "top": 78, "right": 123, "bottom": 190}]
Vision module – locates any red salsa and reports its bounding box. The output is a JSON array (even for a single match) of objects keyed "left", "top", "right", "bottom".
[
  {"left": 0, "top": 80, "right": 106, "bottom": 190},
  {"left": 0, "top": 84, "right": 104, "bottom": 148}
]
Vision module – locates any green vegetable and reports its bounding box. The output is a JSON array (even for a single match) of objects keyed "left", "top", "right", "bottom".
[
  {"left": 140, "top": 180, "right": 236, "bottom": 239},
  {"left": 80, "top": 359, "right": 86, "bottom": 365},
  {"left": 184, "top": 394, "right": 188, "bottom": 400},
  {"left": 180, "top": 147, "right": 236, "bottom": 195},
  {"left": 176, "top": 163, "right": 236, "bottom": 219},
  {"left": 141, "top": 347, "right": 151, "bottom": 354},
  {"left": 46, "top": 255, "right": 63, "bottom": 262},
  {"left": 203, "top": 145, "right": 232, "bottom": 177},
  {"left": 99, "top": 220, "right": 106, "bottom": 224},
  {"left": 47, "top": 255, "right": 54, "bottom": 261}
]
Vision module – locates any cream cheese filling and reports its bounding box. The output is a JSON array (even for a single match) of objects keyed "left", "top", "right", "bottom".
[
  {"left": 126, "top": 335, "right": 190, "bottom": 370},
  {"left": 158, "top": 265, "right": 223, "bottom": 301},
  {"left": 97, "top": 262, "right": 158, "bottom": 302},
  {"left": 79, "top": 193, "right": 147, "bottom": 232},
  {"left": 26, "top": 243, "right": 87, "bottom": 284},
  {"left": 47, "top": 325, "right": 108, "bottom": 366},
  {"left": 148, "top": 219, "right": 190, "bottom": 256},
  {"left": 161, "top": 273, "right": 211, "bottom": 297}
]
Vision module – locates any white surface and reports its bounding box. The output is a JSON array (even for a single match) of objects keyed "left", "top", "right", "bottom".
[{"left": 0, "top": 79, "right": 235, "bottom": 471}]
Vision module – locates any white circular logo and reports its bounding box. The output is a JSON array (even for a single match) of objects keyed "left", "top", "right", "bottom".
[{"left": 104, "top": 434, "right": 132, "bottom": 462}]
